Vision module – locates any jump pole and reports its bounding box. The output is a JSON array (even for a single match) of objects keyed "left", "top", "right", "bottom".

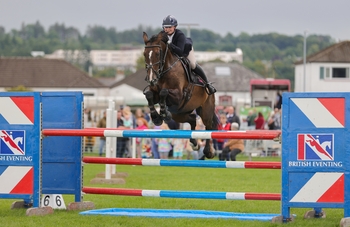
[
  {"left": 82, "top": 187, "right": 281, "bottom": 201},
  {"left": 82, "top": 157, "right": 281, "bottom": 169},
  {"left": 42, "top": 129, "right": 281, "bottom": 141}
]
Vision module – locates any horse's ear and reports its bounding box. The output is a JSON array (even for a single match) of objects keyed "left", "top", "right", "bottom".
[{"left": 143, "top": 32, "right": 148, "bottom": 44}]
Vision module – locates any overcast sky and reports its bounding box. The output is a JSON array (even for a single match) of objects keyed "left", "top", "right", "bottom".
[{"left": 0, "top": 0, "right": 349, "bottom": 41}]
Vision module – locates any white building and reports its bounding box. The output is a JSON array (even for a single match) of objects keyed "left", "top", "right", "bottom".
[
  {"left": 294, "top": 41, "right": 350, "bottom": 92},
  {"left": 45, "top": 48, "right": 243, "bottom": 70},
  {"left": 195, "top": 49, "right": 243, "bottom": 63}
]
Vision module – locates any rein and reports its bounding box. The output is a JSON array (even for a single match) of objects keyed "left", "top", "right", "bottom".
[{"left": 144, "top": 43, "right": 180, "bottom": 86}]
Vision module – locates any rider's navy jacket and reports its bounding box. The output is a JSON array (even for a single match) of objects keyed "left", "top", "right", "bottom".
[{"left": 163, "top": 29, "right": 192, "bottom": 57}]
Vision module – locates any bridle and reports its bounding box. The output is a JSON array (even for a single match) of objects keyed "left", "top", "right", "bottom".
[{"left": 144, "top": 42, "right": 181, "bottom": 86}]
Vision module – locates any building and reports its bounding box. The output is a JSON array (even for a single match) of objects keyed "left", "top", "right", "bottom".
[
  {"left": 195, "top": 49, "right": 243, "bottom": 63},
  {"left": 45, "top": 48, "right": 243, "bottom": 72},
  {"left": 0, "top": 57, "right": 110, "bottom": 109},
  {"left": 294, "top": 40, "right": 350, "bottom": 92},
  {"left": 202, "top": 62, "right": 263, "bottom": 108}
]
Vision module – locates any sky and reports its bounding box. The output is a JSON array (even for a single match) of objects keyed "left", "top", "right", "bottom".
[{"left": 0, "top": 0, "right": 349, "bottom": 41}]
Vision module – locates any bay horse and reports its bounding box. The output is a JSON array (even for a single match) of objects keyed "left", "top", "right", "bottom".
[{"left": 142, "top": 31, "right": 219, "bottom": 159}]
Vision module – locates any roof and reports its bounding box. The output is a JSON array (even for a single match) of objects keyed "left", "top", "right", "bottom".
[
  {"left": 0, "top": 57, "right": 106, "bottom": 88},
  {"left": 250, "top": 78, "right": 291, "bottom": 92},
  {"left": 295, "top": 40, "right": 350, "bottom": 65},
  {"left": 202, "top": 62, "right": 263, "bottom": 92},
  {"left": 110, "top": 69, "right": 148, "bottom": 90},
  {"left": 111, "top": 62, "right": 263, "bottom": 92}
]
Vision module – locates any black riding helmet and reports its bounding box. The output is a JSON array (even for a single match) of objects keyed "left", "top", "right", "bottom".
[{"left": 162, "top": 15, "right": 178, "bottom": 27}]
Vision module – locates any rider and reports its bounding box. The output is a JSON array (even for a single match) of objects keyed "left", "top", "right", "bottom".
[{"left": 162, "top": 15, "right": 217, "bottom": 95}]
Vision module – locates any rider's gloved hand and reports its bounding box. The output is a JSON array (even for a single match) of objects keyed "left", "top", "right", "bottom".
[{"left": 169, "top": 43, "right": 176, "bottom": 50}]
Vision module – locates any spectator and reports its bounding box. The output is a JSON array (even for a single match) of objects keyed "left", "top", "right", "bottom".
[
  {"left": 167, "top": 118, "right": 180, "bottom": 158},
  {"left": 135, "top": 117, "right": 151, "bottom": 158},
  {"left": 171, "top": 138, "right": 185, "bottom": 160},
  {"left": 226, "top": 106, "right": 240, "bottom": 128},
  {"left": 149, "top": 106, "right": 161, "bottom": 159},
  {"left": 274, "top": 91, "right": 282, "bottom": 110},
  {"left": 84, "top": 108, "right": 95, "bottom": 153},
  {"left": 143, "top": 107, "right": 151, "bottom": 122},
  {"left": 97, "top": 111, "right": 106, "bottom": 156},
  {"left": 267, "top": 111, "right": 276, "bottom": 130},
  {"left": 254, "top": 112, "right": 265, "bottom": 130},
  {"left": 122, "top": 106, "right": 133, "bottom": 157},
  {"left": 134, "top": 108, "right": 146, "bottom": 128},
  {"left": 156, "top": 123, "right": 172, "bottom": 159},
  {"left": 116, "top": 110, "right": 128, "bottom": 158},
  {"left": 273, "top": 108, "right": 281, "bottom": 129},
  {"left": 246, "top": 109, "right": 257, "bottom": 129},
  {"left": 182, "top": 123, "right": 198, "bottom": 160},
  {"left": 122, "top": 106, "right": 134, "bottom": 129},
  {"left": 267, "top": 108, "right": 281, "bottom": 130},
  {"left": 216, "top": 114, "right": 231, "bottom": 158},
  {"left": 222, "top": 122, "right": 244, "bottom": 161}
]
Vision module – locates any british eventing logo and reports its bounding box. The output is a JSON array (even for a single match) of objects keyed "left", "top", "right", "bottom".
[
  {"left": 297, "top": 134, "right": 334, "bottom": 161},
  {"left": 0, "top": 130, "right": 25, "bottom": 155}
]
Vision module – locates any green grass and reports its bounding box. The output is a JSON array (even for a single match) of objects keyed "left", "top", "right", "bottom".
[{"left": 0, "top": 154, "right": 345, "bottom": 226}]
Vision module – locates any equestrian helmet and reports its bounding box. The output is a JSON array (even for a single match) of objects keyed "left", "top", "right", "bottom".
[{"left": 162, "top": 15, "right": 178, "bottom": 27}]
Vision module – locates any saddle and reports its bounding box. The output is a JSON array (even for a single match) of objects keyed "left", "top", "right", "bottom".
[
  {"left": 176, "top": 58, "right": 206, "bottom": 111},
  {"left": 180, "top": 58, "right": 206, "bottom": 87}
]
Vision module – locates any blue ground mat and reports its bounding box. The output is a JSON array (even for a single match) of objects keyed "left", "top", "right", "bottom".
[{"left": 80, "top": 208, "right": 281, "bottom": 221}]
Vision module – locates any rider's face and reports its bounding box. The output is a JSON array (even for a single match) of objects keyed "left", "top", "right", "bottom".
[{"left": 163, "top": 26, "right": 175, "bottom": 35}]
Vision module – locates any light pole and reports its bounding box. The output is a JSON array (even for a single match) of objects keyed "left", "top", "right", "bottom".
[
  {"left": 179, "top": 23, "right": 199, "bottom": 37},
  {"left": 303, "top": 31, "right": 308, "bottom": 92}
]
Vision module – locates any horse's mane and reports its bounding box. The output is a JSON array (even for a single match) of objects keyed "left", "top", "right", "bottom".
[{"left": 147, "top": 32, "right": 168, "bottom": 45}]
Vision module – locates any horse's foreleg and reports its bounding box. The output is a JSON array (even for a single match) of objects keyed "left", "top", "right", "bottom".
[
  {"left": 145, "top": 90, "right": 163, "bottom": 126},
  {"left": 159, "top": 89, "right": 172, "bottom": 123}
]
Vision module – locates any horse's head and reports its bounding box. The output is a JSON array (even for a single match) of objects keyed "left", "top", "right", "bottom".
[{"left": 143, "top": 31, "right": 172, "bottom": 86}]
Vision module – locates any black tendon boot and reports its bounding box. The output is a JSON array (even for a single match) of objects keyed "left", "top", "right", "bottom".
[{"left": 192, "top": 64, "right": 216, "bottom": 95}]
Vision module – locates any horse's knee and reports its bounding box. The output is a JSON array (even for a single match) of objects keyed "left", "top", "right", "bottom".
[
  {"left": 145, "top": 91, "right": 153, "bottom": 100},
  {"left": 160, "top": 89, "right": 169, "bottom": 97}
]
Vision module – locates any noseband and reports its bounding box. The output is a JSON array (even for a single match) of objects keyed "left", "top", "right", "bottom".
[{"left": 144, "top": 43, "right": 180, "bottom": 86}]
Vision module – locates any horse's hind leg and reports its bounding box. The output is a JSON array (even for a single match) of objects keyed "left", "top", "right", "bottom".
[
  {"left": 186, "top": 113, "right": 199, "bottom": 150},
  {"left": 197, "top": 96, "right": 218, "bottom": 159},
  {"left": 144, "top": 90, "right": 163, "bottom": 126},
  {"left": 159, "top": 89, "right": 172, "bottom": 123}
]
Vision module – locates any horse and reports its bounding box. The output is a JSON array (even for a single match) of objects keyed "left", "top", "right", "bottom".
[{"left": 142, "top": 31, "right": 219, "bottom": 159}]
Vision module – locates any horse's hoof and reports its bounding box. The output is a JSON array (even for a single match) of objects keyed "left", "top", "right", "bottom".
[
  {"left": 153, "top": 119, "right": 163, "bottom": 126},
  {"left": 190, "top": 143, "right": 199, "bottom": 150},
  {"left": 205, "top": 153, "right": 215, "bottom": 159},
  {"left": 204, "top": 150, "right": 215, "bottom": 159},
  {"left": 163, "top": 112, "right": 172, "bottom": 123}
]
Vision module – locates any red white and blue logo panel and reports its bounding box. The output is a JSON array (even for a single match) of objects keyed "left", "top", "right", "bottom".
[
  {"left": 289, "top": 98, "right": 345, "bottom": 128},
  {"left": 289, "top": 172, "right": 343, "bottom": 203},
  {"left": 0, "top": 166, "right": 33, "bottom": 194},
  {"left": 0, "top": 130, "right": 25, "bottom": 155},
  {"left": 0, "top": 97, "right": 34, "bottom": 125},
  {"left": 297, "top": 134, "right": 334, "bottom": 161}
]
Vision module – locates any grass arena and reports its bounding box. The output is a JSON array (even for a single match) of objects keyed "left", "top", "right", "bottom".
[{"left": 1, "top": 92, "right": 350, "bottom": 227}]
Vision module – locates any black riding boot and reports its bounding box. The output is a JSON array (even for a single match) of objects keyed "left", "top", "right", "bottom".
[{"left": 192, "top": 64, "right": 217, "bottom": 95}]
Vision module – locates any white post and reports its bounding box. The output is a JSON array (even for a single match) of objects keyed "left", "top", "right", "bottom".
[
  {"left": 132, "top": 138, "right": 136, "bottom": 158},
  {"left": 303, "top": 30, "right": 307, "bottom": 92},
  {"left": 111, "top": 108, "right": 117, "bottom": 174},
  {"left": 105, "top": 100, "right": 115, "bottom": 179}
]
